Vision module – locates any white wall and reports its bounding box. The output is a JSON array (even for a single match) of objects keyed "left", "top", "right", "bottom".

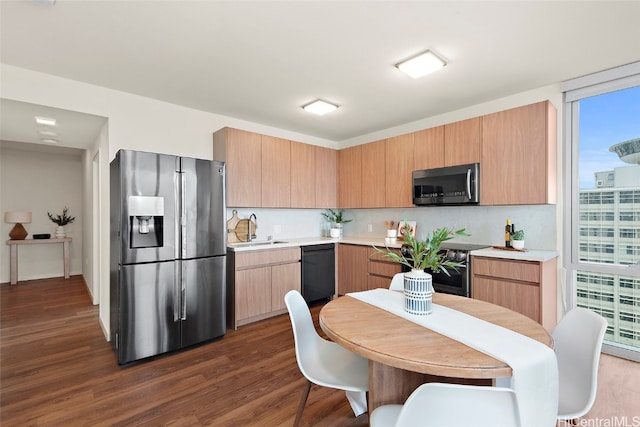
[{"left": 0, "top": 145, "right": 83, "bottom": 282}]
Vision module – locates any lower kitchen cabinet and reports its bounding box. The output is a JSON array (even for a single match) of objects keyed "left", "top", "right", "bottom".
[
  {"left": 471, "top": 256, "right": 557, "bottom": 330},
  {"left": 338, "top": 244, "right": 402, "bottom": 294},
  {"left": 227, "top": 247, "right": 301, "bottom": 329}
]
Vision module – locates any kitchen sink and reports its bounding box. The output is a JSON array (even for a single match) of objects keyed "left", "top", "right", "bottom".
[{"left": 230, "top": 240, "right": 288, "bottom": 247}]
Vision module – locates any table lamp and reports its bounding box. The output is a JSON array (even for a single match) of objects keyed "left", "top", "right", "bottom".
[{"left": 4, "top": 211, "right": 32, "bottom": 240}]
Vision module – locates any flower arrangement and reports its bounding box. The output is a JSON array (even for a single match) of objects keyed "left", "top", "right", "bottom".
[
  {"left": 375, "top": 223, "right": 468, "bottom": 274},
  {"left": 47, "top": 207, "right": 76, "bottom": 226},
  {"left": 321, "top": 209, "right": 352, "bottom": 224}
]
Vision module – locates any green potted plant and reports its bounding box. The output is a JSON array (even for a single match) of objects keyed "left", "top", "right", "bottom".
[
  {"left": 511, "top": 229, "right": 525, "bottom": 250},
  {"left": 374, "top": 223, "right": 468, "bottom": 315},
  {"left": 47, "top": 206, "right": 75, "bottom": 238},
  {"left": 321, "top": 209, "right": 352, "bottom": 238}
]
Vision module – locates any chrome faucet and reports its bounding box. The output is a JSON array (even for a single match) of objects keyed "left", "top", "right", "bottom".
[{"left": 248, "top": 213, "right": 257, "bottom": 242}]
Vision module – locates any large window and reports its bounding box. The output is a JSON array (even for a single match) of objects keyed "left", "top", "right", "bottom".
[{"left": 564, "top": 63, "right": 640, "bottom": 360}]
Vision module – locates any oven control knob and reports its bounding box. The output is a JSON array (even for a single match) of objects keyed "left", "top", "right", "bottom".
[
  {"left": 446, "top": 250, "right": 456, "bottom": 260},
  {"left": 456, "top": 252, "right": 467, "bottom": 262}
]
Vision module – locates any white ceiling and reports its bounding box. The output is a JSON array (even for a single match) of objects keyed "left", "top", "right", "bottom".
[{"left": 1, "top": 0, "right": 639, "bottom": 149}]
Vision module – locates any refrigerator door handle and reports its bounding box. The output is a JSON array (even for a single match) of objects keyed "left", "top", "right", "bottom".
[
  {"left": 181, "top": 261, "right": 187, "bottom": 320},
  {"left": 181, "top": 172, "right": 187, "bottom": 259},
  {"left": 174, "top": 172, "right": 181, "bottom": 260},
  {"left": 173, "top": 261, "right": 181, "bottom": 322}
]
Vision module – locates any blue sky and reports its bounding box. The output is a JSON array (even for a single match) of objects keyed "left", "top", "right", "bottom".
[{"left": 579, "top": 85, "right": 640, "bottom": 188}]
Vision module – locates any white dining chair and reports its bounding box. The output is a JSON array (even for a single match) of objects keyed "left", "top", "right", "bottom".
[
  {"left": 389, "top": 272, "right": 404, "bottom": 291},
  {"left": 284, "top": 290, "right": 369, "bottom": 426},
  {"left": 370, "top": 382, "right": 521, "bottom": 427},
  {"left": 552, "top": 307, "right": 608, "bottom": 422}
]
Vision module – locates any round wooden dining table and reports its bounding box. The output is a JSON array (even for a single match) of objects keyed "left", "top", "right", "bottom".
[{"left": 319, "top": 292, "right": 554, "bottom": 411}]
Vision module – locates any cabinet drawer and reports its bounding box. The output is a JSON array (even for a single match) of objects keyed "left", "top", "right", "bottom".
[
  {"left": 473, "top": 257, "right": 540, "bottom": 283},
  {"left": 368, "top": 259, "right": 402, "bottom": 278},
  {"left": 473, "top": 277, "right": 540, "bottom": 323},
  {"left": 235, "top": 247, "right": 301, "bottom": 269}
]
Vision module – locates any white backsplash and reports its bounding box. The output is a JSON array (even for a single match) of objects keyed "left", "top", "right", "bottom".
[{"left": 226, "top": 204, "right": 558, "bottom": 250}]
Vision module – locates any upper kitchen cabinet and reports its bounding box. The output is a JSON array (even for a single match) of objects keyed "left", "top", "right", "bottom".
[
  {"left": 362, "top": 140, "right": 386, "bottom": 208},
  {"left": 481, "top": 101, "right": 557, "bottom": 205},
  {"left": 338, "top": 145, "right": 362, "bottom": 208},
  {"left": 444, "top": 117, "right": 481, "bottom": 166},
  {"left": 315, "top": 146, "right": 338, "bottom": 208},
  {"left": 262, "top": 135, "right": 291, "bottom": 208},
  {"left": 385, "top": 133, "right": 414, "bottom": 207},
  {"left": 414, "top": 126, "right": 444, "bottom": 170},
  {"left": 213, "top": 127, "right": 262, "bottom": 207},
  {"left": 290, "top": 141, "right": 316, "bottom": 208}
]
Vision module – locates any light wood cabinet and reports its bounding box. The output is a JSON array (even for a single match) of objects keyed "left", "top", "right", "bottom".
[
  {"left": 385, "top": 133, "right": 414, "bottom": 207},
  {"left": 291, "top": 141, "right": 316, "bottom": 208},
  {"left": 362, "top": 140, "right": 386, "bottom": 208},
  {"left": 444, "top": 117, "right": 481, "bottom": 166},
  {"left": 368, "top": 249, "right": 402, "bottom": 290},
  {"left": 315, "top": 146, "right": 337, "bottom": 208},
  {"left": 471, "top": 256, "right": 557, "bottom": 330},
  {"left": 337, "top": 244, "right": 369, "bottom": 294},
  {"left": 481, "top": 101, "right": 557, "bottom": 205},
  {"left": 414, "top": 126, "right": 445, "bottom": 170},
  {"left": 212, "top": 127, "right": 262, "bottom": 207},
  {"left": 262, "top": 135, "right": 291, "bottom": 208},
  {"left": 337, "top": 145, "right": 362, "bottom": 208},
  {"left": 228, "top": 247, "right": 301, "bottom": 329}
]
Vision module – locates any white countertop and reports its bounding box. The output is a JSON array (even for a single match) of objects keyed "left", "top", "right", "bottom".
[
  {"left": 228, "top": 236, "right": 559, "bottom": 262},
  {"left": 226, "top": 235, "right": 401, "bottom": 252},
  {"left": 470, "top": 247, "right": 559, "bottom": 262}
]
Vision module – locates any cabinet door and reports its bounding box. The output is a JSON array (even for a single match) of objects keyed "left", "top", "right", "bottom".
[
  {"left": 337, "top": 244, "right": 369, "bottom": 294},
  {"left": 271, "top": 262, "right": 302, "bottom": 311},
  {"left": 362, "top": 140, "right": 386, "bottom": 208},
  {"left": 235, "top": 267, "right": 271, "bottom": 320},
  {"left": 414, "top": 126, "right": 444, "bottom": 170},
  {"left": 481, "top": 101, "right": 556, "bottom": 205},
  {"left": 444, "top": 117, "right": 481, "bottom": 166},
  {"left": 315, "top": 146, "right": 337, "bottom": 208},
  {"left": 472, "top": 277, "right": 541, "bottom": 323},
  {"left": 212, "top": 128, "right": 261, "bottom": 207},
  {"left": 385, "top": 133, "right": 414, "bottom": 207},
  {"left": 337, "top": 145, "right": 362, "bottom": 208},
  {"left": 262, "top": 135, "right": 291, "bottom": 207},
  {"left": 291, "top": 141, "right": 316, "bottom": 208}
]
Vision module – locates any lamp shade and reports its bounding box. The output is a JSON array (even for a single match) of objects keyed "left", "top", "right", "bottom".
[{"left": 4, "top": 211, "right": 32, "bottom": 224}]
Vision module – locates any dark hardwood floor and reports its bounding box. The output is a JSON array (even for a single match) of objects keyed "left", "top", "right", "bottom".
[
  {"left": 1, "top": 276, "right": 638, "bottom": 426},
  {"left": 1, "top": 276, "right": 366, "bottom": 426}
]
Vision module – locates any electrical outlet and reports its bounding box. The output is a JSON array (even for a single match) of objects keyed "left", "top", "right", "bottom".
[
  {"left": 367, "top": 224, "right": 373, "bottom": 233},
  {"left": 274, "top": 224, "right": 282, "bottom": 234}
]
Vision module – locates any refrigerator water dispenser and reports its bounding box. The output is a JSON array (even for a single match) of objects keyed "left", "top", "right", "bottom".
[{"left": 128, "top": 195, "right": 164, "bottom": 248}]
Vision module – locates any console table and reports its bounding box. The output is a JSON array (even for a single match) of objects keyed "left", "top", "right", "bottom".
[{"left": 6, "top": 238, "right": 72, "bottom": 285}]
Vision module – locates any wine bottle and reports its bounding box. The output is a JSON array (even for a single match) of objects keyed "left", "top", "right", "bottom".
[{"left": 505, "top": 219, "right": 512, "bottom": 247}]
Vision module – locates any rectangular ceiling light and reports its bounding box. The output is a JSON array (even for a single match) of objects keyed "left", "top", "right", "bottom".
[
  {"left": 302, "top": 99, "right": 338, "bottom": 116},
  {"left": 396, "top": 50, "right": 446, "bottom": 79},
  {"left": 35, "top": 116, "right": 57, "bottom": 126}
]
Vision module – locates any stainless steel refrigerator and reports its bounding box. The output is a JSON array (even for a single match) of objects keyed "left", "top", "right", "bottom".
[{"left": 110, "top": 149, "right": 226, "bottom": 365}]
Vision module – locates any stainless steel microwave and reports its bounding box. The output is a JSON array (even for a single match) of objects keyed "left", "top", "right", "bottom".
[{"left": 412, "top": 163, "right": 480, "bottom": 206}]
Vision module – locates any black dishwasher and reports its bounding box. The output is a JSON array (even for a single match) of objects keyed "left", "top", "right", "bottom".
[{"left": 301, "top": 244, "right": 335, "bottom": 304}]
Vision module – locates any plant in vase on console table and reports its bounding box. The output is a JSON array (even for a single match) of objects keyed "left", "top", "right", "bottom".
[
  {"left": 374, "top": 223, "right": 468, "bottom": 315},
  {"left": 47, "top": 206, "right": 75, "bottom": 239}
]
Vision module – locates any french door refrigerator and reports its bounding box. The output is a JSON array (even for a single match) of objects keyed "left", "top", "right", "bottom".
[{"left": 110, "top": 149, "right": 226, "bottom": 365}]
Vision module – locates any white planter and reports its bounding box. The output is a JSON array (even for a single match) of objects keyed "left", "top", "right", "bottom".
[
  {"left": 386, "top": 229, "right": 398, "bottom": 238},
  {"left": 512, "top": 240, "right": 525, "bottom": 250},
  {"left": 55, "top": 225, "right": 66, "bottom": 239},
  {"left": 330, "top": 223, "right": 343, "bottom": 238},
  {"left": 403, "top": 269, "right": 433, "bottom": 315}
]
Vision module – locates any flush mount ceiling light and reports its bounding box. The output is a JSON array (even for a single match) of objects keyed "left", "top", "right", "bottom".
[
  {"left": 395, "top": 50, "right": 447, "bottom": 79},
  {"left": 35, "top": 116, "right": 56, "bottom": 126},
  {"left": 302, "top": 99, "right": 339, "bottom": 116}
]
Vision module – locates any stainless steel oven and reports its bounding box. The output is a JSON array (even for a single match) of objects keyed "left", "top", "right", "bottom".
[{"left": 401, "top": 243, "right": 489, "bottom": 297}]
